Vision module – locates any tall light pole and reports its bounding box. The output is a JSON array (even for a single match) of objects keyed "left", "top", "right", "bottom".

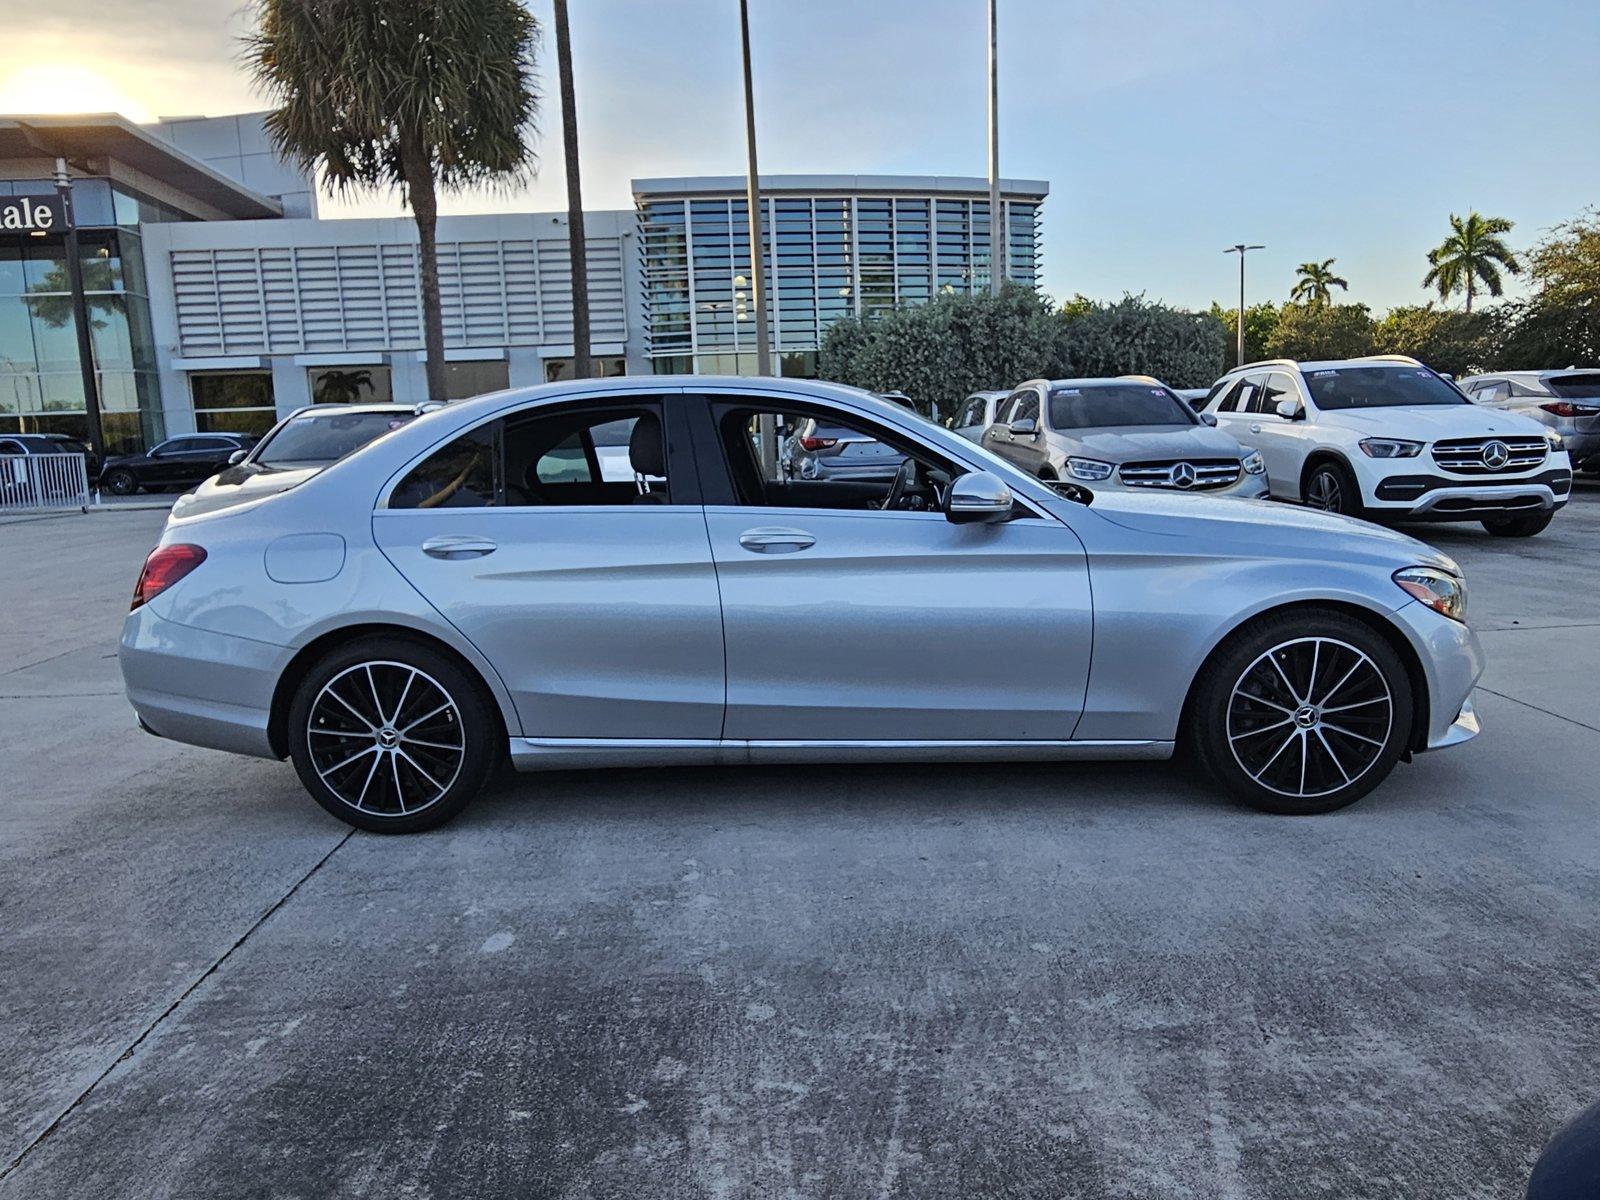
[
  {"left": 1225, "top": 243, "right": 1265, "bottom": 367},
  {"left": 738, "top": 0, "right": 777, "bottom": 477},
  {"left": 987, "top": 0, "right": 1004, "bottom": 295},
  {"left": 553, "top": 0, "right": 591, "bottom": 381}
]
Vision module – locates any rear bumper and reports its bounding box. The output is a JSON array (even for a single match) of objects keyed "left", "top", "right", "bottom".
[{"left": 120, "top": 605, "right": 285, "bottom": 759}]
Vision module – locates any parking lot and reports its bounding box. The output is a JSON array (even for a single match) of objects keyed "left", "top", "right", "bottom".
[{"left": 3, "top": 486, "right": 1599, "bottom": 1199}]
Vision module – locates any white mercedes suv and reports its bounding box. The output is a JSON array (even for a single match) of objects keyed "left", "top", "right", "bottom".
[{"left": 1200, "top": 356, "right": 1573, "bottom": 536}]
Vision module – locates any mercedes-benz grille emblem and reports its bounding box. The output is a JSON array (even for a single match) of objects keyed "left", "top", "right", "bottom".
[
  {"left": 1481, "top": 440, "right": 1511, "bottom": 470},
  {"left": 1170, "top": 462, "right": 1197, "bottom": 489}
]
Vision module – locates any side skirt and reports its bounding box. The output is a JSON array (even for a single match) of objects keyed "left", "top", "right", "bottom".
[{"left": 508, "top": 737, "right": 1175, "bottom": 772}]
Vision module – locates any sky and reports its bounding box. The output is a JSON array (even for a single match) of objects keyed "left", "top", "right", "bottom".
[{"left": 2, "top": 0, "right": 1597, "bottom": 313}]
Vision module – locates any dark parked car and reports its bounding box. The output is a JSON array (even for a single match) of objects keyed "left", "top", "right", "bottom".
[
  {"left": 99, "top": 433, "right": 256, "bottom": 496},
  {"left": 0, "top": 432, "right": 98, "bottom": 478}
]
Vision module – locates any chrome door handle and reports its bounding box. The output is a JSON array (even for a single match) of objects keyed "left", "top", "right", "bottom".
[
  {"left": 1249, "top": 423, "right": 1262, "bottom": 433},
  {"left": 421, "top": 535, "right": 497, "bottom": 559},
  {"left": 738, "top": 527, "right": 816, "bottom": 554}
]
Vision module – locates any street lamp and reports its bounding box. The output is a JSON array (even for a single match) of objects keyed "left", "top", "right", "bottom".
[{"left": 1224, "top": 244, "right": 1264, "bottom": 368}]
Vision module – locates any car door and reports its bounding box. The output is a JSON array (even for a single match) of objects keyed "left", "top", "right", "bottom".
[
  {"left": 140, "top": 439, "right": 189, "bottom": 486},
  {"left": 689, "top": 391, "right": 1093, "bottom": 742},
  {"left": 1241, "top": 372, "right": 1313, "bottom": 495},
  {"left": 372, "top": 394, "right": 726, "bottom": 741}
]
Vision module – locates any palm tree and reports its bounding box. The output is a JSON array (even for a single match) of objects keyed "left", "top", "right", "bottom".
[
  {"left": 245, "top": 0, "right": 539, "bottom": 401},
  {"left": 552, "top": 0, "right": 590, "bottom": 380},
  {"left": 1423, "top": 213, "right": 1520, "bottom": 313},
  {"left": 1290, "top": 258, "right": 1348, "bottom": 306}
]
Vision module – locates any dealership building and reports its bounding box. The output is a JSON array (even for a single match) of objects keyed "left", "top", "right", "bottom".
[{"left": 1, "top": 111, "right": 1047, "bottom": 452}]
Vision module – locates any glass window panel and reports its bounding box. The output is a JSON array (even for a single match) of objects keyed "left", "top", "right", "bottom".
[
  {"left": 309, "top": 365, "right": 392, "bottom": 403},
  {"left": 191, "top": 372, "right": 275, "bottom": 409},
  {"left": 0, "top": 244, "right": 24, "bottom": 295},
  {"left": 69, "top": 180, "right": 115, "bottom": 228}
]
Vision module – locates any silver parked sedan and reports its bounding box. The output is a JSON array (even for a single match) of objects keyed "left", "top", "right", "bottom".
[{"left": 121, "top": 377, "right": 1482, "bottom": 833}]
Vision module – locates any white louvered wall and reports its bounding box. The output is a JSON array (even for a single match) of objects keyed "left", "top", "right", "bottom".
[{"left": 170, "top": 236, "right": 627, "bottom": 356}]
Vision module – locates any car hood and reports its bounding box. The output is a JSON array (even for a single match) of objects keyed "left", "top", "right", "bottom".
[
  {"left": 168, "top": 462, "right": 323, "bottom": 520},
  {"left": 1319, "top": 406, "right": 1547, "bottom": 439},
  {"left": 1074, "top": 489, "right": 1459, "bottom": 574},
  {"left": 1063, "top": 425, "right": 1243, "bottom": 461}
]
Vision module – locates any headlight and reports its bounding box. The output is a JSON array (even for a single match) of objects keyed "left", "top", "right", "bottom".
[
  {"left": 1360, "top": 438, "right": 1424, "bottom": 459},
  {"left": 1394, "top": 566, "right": 1467, "bottom": 623},
  {"left": 1547, "top": 431, "right": 1565, "bottom": 452},
  {"left": 1241, "top": 450, "right": 1266, "bottom": 475},
  {"left": 1066, "top": 456, "right": 1113, "bottom": 482}
]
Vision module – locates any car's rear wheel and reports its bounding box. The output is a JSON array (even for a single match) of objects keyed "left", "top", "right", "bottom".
[
  {"left": 1482, "top": 510, "right": 1554, "bottom": 537},
  {"left": 102, "top": 468, "right": 138, "bottom": 496},
  {"left": 287, "top": 637, "right": 499, "bottom": 833},
  {"left": 1303, "top": 460, "right": 1363, "bottom": 518},
  {"left": 1187, "top": 610, "right": 1413, "bottom": 815}
]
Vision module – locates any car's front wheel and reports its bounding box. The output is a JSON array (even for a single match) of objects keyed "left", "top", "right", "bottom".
[
  {"left": 1187, "top": 610, "right": 1414, "bottom": 815},
  {"left": 286, "top": 637, "right": 500, "bottom": 833},
  {"left": 101, "top": 468, "right": 138, "bottom": 496},
  {"left": 1482, "top": 510, "right": 1554, "bottom": 538},
  {"left": 1302, "top": 460, "right": 1363, "bottom": 518}
]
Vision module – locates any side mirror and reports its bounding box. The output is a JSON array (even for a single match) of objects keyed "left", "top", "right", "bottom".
[
  {"left": 1276, "top": 398, "right": 1305, "bottom": 421},
  {"left": 1199, "top": 412, "right": 1218, "bottom": 427},
  {"left": 227, "top": 449, "right": 247, "bottom": 465},
  {"left": 946, "top": 471, "right": 1014, "bottom": 524},
  {"left": 1009, "top": 417, "right": 1039, "bottom": 437}
]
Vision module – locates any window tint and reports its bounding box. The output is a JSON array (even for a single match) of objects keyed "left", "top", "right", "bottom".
[
  {"left": 1259, "top": 373, "right": 1300, "bottom": 415},
  {"left": 1548, "top": 374, "right": 1600, "bottom": 399},
  {"left": 504, "top": 406, "right": 667, "bottom": 504},
  {"left": 1047, "top": 383, "right": 1194, "bottom": 429},
  {"left": 1202, "top": 380, "right": 1229, "bottom": 410},
  {"left": 1011, "top": 391, "right": 1041, "bottom": 425},
  {"left": 1303, "top": 366, "right": 1468, "bottom": 410},
  {"left": 0, "top": 440, "right": 23, "bottom": 454},
  {"left": 713, "top": 404, "right": 955, "bottom": 513},
  {"left": 1218, "top": 379, "right": 1251, "bottom": 413},
  {"left": 255, "top": 410, "right": 414, "bottom": 467},
  {"left": 1472, "top": 380, "right": 1509, "bottom": 403},
  {"left": 958, "top": 396, "right": 986, "bottom": 427},
  {"left": 390, "top": 424, "right": 499, "bottom": 509}
]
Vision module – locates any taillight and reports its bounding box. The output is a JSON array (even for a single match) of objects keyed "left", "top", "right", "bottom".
[
  {"left": 132, "top": 544, "right": 206, "bottom": 610},
  {"left": 1540, "top": 401, "right": 1600, "bottom": 418},
  {"left": 799, "top": 436, "right": 837, "bottom": 451}
]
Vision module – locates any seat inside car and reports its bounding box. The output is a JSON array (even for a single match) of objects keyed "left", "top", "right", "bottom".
[{"left": 627, "top": 411, "right": 667, "bottom": 502}]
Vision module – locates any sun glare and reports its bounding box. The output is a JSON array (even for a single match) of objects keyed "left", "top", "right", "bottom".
[{"left": 0, "top": 64, "right": 152, "bottom": 121}]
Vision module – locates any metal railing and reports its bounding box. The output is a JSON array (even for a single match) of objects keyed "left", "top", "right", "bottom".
[{"left": 0, "top": 453, "right": 91, "bottom": 514}]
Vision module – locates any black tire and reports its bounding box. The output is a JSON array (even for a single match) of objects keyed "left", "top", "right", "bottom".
[
  {"left": 1186, "top": 609, "right": 1414, "bottom": 815},
  {"left": 1302, "top": 459, "right": 1363, "bottom": 518},
  {"left": 287, "top": 636, "right": 501, "bottom": 833},
  {"left": 1482, "top": 510, "right": 1554, "bottom": 538},
  {"left": 102, "top": 468, "right": 139, "bottom": 496}
]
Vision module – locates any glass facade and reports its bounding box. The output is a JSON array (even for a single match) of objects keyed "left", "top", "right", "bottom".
[
  {"left": 638, "top": 188, "right": 1043, "bottom": 377},
  {"left": 0, "top": 178, "right": 177, "bottom": 452}
]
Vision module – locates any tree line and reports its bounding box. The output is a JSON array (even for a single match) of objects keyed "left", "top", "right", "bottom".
[{"left": 823, "top": 208, "right": 1600, "bottom": 419}]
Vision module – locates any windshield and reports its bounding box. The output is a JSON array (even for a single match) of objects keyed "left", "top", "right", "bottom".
[
  {"left": 1304, "top": 366, "right": 1467, "bottom": 410},
  {"left": 1048, "top": 384, "right": 1195, "bottom": 429},
  {"left": 254, "top": 410, "right": 414, "bottom": 467}
]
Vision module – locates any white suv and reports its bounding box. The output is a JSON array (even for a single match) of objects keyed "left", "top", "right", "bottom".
[{"left": 1200, "top": 355, "right": 1572, "bottom": 537}]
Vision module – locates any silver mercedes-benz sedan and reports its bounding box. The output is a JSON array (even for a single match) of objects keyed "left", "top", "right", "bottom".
[{"left": 120, "top": 377, "right": 1482, "bottom": 833}]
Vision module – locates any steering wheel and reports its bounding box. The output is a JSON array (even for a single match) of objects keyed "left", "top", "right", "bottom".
[{"left": 881, "top": 456, "right": 916, "bottom": 510}]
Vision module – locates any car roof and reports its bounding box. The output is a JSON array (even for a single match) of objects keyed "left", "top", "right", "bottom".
[
  {"left": 1465, "top": 368, "right": 1599, "bottom": 380},
  {"left": 286, "top": 402, "right": 429, "bottom": 418},
  {"left": 1017, "top": 377, "right": 1178, "bottom": 390},
  {"left": 1220, "top": 355, "right": 1424, "bottom": 377}
]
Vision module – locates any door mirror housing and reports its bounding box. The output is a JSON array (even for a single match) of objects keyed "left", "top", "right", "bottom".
[
  {"left": 227, "top": 449, "right": 248, "bottom": 465},
  {"left": 945, "top": 471, "right": 1014, "bottom": 524},
  {"left": 1009, "top": 417, "right": 1039, "bottom": 437},
  {"left": 1199, "top": 412, "right": 1218, "bottom": 427},
  {"left": 1276, "top": 398, "right": 1305, "bottom": 421}
]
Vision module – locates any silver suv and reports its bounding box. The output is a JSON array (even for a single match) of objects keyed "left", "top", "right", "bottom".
[
  {"left": 1458, "top": 370, "right": 1600, "bottom": 474},
  {"left": 980, "top": 377, "right": 1268, "bottom": 497}
]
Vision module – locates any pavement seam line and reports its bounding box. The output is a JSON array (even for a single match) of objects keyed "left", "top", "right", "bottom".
[
  {"left": 1476, "top": 686, "right": 1600, "bottom": 735},
  {"left": 0, "top": 828, "right": 356, "bottom": 1186}
]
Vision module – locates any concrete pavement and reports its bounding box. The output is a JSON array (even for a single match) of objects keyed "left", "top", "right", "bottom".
[{"left": 2, "top": 490, "right": 1598, "bottom": 1198}]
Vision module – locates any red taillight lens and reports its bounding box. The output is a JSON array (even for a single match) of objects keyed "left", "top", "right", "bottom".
[
  {"left": 132, "top": 544, "right": 206, "bottom": 610},
  {"left": 1540, "top": 402, "right": 1580, "bottom": 418},
  {"left": 799, "top": 436, "right": 837, "bottom": 451}
]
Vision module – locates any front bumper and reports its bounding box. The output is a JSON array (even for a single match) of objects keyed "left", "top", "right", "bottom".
[
  {"left": 120, "top": 604, "right": 286, "bottom": 759},
  {"left": 1366, "top": 466, "right": 1572, "bottom": 520},
  {"left": 1391, "top": 598, "right": 1485, "bottom": 752}
]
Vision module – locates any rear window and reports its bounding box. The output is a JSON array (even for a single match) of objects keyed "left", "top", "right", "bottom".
[
  {"left": 1548, "top": 374, "right": 1600, "bottom": 399},
  {"left": 255, "top": 410, "right": 415, "bottom": 467},
  {"left": 1048, "top": 384, "right": 1195, "bottom": 429},
  {"left": 1303, "top": 366, "right": 1467, "bottom": 410}
]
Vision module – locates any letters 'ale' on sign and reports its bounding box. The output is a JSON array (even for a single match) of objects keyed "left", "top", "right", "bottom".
[{"left": 0, "top": 195, "right": 71, "bottom": 233}]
